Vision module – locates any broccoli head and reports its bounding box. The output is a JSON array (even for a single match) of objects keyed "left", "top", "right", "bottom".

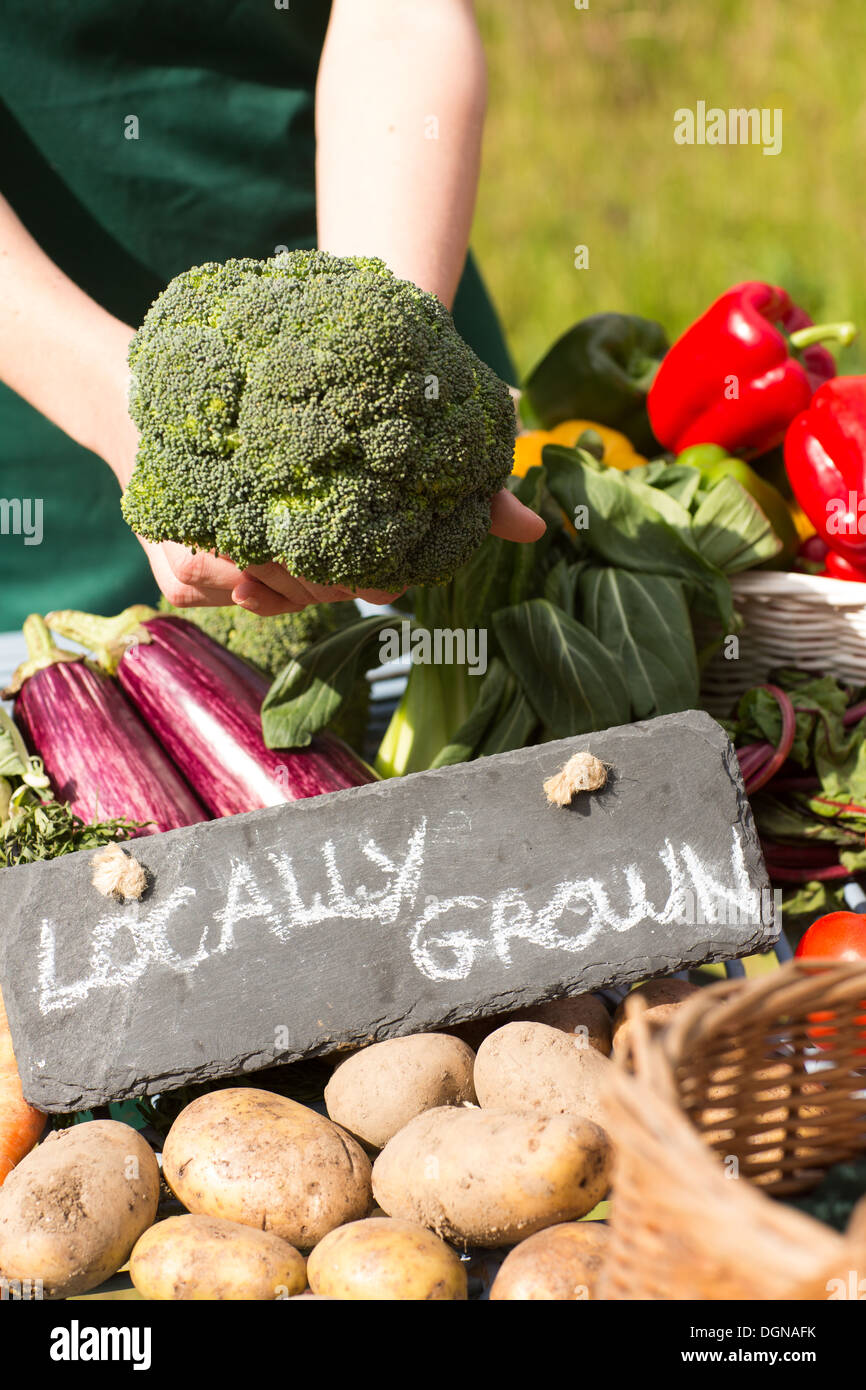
[{"left": 123, "top": 251, "right": 516, "bottom": 591}]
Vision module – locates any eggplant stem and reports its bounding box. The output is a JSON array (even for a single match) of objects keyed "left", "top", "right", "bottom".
[
  {"left": 2, "top": 614, "right": 84, "bottom": 696},
  {"left": 44, "top": 606, "right": 156, "bottom": 674}
]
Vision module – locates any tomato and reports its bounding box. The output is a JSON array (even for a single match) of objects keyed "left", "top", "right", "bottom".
[
  {"left": 795, "top": 912, "right": 866, "bottom": 1052},
  {"left": 795, "top": 912, "right": 866, "bottom": 961}
]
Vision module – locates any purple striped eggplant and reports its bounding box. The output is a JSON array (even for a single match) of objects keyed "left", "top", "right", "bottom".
[
  {"left": 9, "top": 616, "right": 209, "bottom": 833},
  {"left": 46, "top": 607, "right": 376, "bottom": 817}
]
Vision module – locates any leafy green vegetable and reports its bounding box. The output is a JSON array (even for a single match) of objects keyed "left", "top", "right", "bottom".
[
  {"left": 477, "top": 679, "right": 538, "bottom": 757},
  {"left": 493, "top": 598, "right": 631, "bottom": 738},
  {"left": 261, "top": 615, "right": 393, "bottom": 750},
  {"left": 627, "top": 461, "right": 703, "bottom": 509},
  {"left": 1, "top": 800, "right": 147, "bottom": 867},
  {"left": 579, "top": 567, "right": 699, "bottom": 718},
  {"left": 691, "top": 475, "right": 783, "bottom": 572},
  {"left": 429, "top": 659, "right": 512, "bottom": 768},
  {"left": 542, "top": 446, "right": 729, "bottom": 614},
  {"left": 725, "top": 669, "right": 866, "bottom": 938}
]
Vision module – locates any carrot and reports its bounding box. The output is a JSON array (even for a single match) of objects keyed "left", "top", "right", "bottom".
[{"left": 0, "top": 984, "right": 45, "bottom": 1184}]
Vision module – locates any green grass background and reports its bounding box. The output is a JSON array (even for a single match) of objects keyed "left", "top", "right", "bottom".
[{"left": 473, "top": 0, "right": 866, "bottom": 382}]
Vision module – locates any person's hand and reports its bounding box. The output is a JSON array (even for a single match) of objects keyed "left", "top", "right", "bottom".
[
  {"left": 229, "top": 491, "right": 545, "bottom": 615},
  {"left": 137, "top": 488, "right": 545, "bottom": 616},
  {"left": 489, "top": 488, "right": 546, "bottom": 543},
  {"left": 139, "top": 538, "right": 399, "bottom": 614}
]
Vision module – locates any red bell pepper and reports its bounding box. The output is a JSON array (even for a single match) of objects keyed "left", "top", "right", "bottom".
[
  {"left": 647, "top": 281, "right": 855, "bottom": 458},
  {"left": 825, "top": 552, "right": 866, "bottom": 583},
  {"left": 785, "top": 376, "right": 866, "bottom": 574}
]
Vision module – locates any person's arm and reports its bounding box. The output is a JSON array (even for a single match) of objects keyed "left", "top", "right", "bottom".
[
  {"left": 237, "top": 1, "right": 542, "bottom": 613},
  {"left": 0, "top": 194, "right": 136, "bottom": 487},
  {"left": 315, "top": 0, "right": 485, "bottom": 310},
  {"left": 0, "top": 194, "right": 249, "bottom": 605}
]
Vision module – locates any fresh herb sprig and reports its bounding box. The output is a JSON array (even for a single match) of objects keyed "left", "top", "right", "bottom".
[
  {"left": 0, "top": 798, "right": 147, "bottom": 867},
  {"left": 0, "top": 705, "right": 148, "bottom": 867}
]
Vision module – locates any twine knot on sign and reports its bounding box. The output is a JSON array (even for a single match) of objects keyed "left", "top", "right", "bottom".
[
  {"left": 543, "top": 751, "right": 608, "bottom": 807},
  {"left": 90, "top": 843, "right": 148, "bottom": 902}
]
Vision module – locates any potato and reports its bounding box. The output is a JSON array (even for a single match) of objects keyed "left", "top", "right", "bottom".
[
  {"left": 162, "top": 1088, "right": 371, "bottom": 1248},
  {"left": 474, "top": 1021, "right": 613, "bottom": 1125},
  {"left": 446, "top": 994, "right": 612, "bottom": 1055},
  {"left": 129, "top": 1214, "right": 306, "bottom": 1300},
  {"left": 513, "top": 994, "right": 612, "bottom": 1055},
  {"left": 307, "top": 1217, "right": 466, "bottom": 1300},
  {"left": 490, "top": 1221, "right": 610, "bottom": 1300},
  {"left": 612, "top": 978, "right": 701, "bottom": 1055},
  {"left": 372, "top": 1107, "right": 611, "bottom": 1247},
  {"left": 325, "top": 1033, "right": 476, "bottom": 1149},
  {"left": 0, "top": 1120, "right": 159, "bottom": 1299}
]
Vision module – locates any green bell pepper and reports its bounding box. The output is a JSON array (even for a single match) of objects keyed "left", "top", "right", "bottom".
[{"left": 522, "top": 312, "right": 670, "bottom": 454}]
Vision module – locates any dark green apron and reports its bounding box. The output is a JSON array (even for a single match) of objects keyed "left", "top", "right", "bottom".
[{"left": 0, "top": 0, "right": 514, "bottom": 630}]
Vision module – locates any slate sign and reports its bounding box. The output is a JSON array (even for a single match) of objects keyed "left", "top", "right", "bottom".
[{"left": 0, "top": 710, "right": 775, "bottom": 1111}]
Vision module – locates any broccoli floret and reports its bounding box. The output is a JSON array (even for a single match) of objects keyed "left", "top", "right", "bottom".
[
  {"left": 158, "top": 599, "right": 370, "bottom": 753},
  {"left": 122, "top": 252, "right": 516, "bottom": 591}
]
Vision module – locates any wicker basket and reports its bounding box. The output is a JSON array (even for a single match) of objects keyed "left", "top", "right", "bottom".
[
  {"left": 598, "top": 961, "right": 866, "bottom": 1300},
  {"left": 700, "top": 571, "right": 866, "bottom": 717}
]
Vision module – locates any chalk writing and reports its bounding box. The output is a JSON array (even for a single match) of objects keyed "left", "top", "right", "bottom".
[{"left": 36, "top": 820, "right": 762, "bottom": 1010}]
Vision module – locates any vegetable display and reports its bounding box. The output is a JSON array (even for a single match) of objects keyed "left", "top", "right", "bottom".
[
  {"left": 647, "top": 281, "right": 855, "bottom": 458},
  {"left": 7, "top": 614, "right": 208, "bottom": 835},
  {"left": 121, "top": 251, "right": 516, "bottom": 592},
  {"left": 47, "top": 607, "right": 376, "bottom": 817},
  {"left": 4, "top": 270, "right": 866, "bottom": 1304}
]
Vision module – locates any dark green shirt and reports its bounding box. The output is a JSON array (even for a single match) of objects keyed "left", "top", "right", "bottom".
[{"left": 0, "top": 0, "right": 513, "bottom": 629}]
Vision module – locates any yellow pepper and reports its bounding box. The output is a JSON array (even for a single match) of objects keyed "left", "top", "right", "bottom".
[
  {"left": 512, "top": 419, "right": 647, "bottom": 477},
  {"left": 789, "top": 500, "right": 816, "bottom": 544}
]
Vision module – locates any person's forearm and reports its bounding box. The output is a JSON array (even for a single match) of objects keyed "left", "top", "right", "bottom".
[
  {"left": 0, "top": 194, "right": 136, "bottom": 484},
  {"left": 315, "top": 0, "right": 486, "bottom": 309}
]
